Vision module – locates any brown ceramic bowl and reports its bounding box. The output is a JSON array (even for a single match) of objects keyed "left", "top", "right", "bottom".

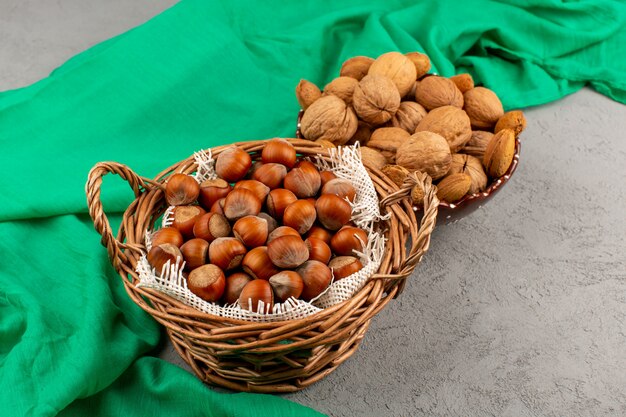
[{"left": 295, "top": 110, "right": 521, "bottom": 225}]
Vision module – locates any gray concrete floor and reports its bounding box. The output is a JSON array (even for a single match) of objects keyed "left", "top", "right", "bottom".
[{"left": 2, "top": 1, "right": 625, "bottom": 416}]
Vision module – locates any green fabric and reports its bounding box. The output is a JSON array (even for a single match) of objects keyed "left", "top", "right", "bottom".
[{"left": 0, "top": 0, "right": 624, "bottom": 415}]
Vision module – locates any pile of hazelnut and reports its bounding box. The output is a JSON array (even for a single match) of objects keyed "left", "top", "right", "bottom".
[{"left": 147, "top": 139, "right": 367, "bottom": 314}]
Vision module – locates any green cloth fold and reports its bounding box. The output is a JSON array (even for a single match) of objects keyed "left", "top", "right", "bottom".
[{"left": 1, "top": 0, "right": 624, "bottom": 415}]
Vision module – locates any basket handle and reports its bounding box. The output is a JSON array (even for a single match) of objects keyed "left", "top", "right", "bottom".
[
  {"left": 85, "top": 162, "right": 162, "bottom": 267},
  {"left": 374, "top": 171, "right": 439, "bottom": 283}
]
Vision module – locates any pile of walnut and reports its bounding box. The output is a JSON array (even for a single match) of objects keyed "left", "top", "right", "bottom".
[
  {"left": 296, "top": 51, "right": 526, "bottom": 204},
  {"left": 147, "top": 139, "right": 366, "bottom": 314}
]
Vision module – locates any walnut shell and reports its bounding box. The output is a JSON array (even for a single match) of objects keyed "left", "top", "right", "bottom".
[
  {"left": 367, "top": 127, "right": 410, "bottom": 163},
  {"left": 360, "top": 146, "right": 388, "bottom": 171},
  {"left": 346, "top": 121, "right": 372, "bottom": 146},
  {"left": 448, "top": 153, "right": 487, "bottom": 194},
  {"left": 483, "top": 128, "right": 515, "bottom": 178},
  {"left": 396, "top": 131, "right": 452, "bottom": 180},
  {"left": 405, "top": 52, "right": 431, "bottom": 79},
  {"left": 414, "top": 76, "right": 464, "bottom": 110},
  {"left": 300, "top": 95, "right": 358, "bottom": 145},
  {"left": 296, "top": 79, "right": 322, "bottom": 110},
  {"left": 390, "top": 101, "right": 427, "bottom": 133},
  {"left": 381, "top": 164, "right": 410, "bottom": 187},
  {"left": 462, "top": 131, "right": 493, "bottom": 160},
  {"left": 323, "top": 76, "right": 359, "bottom": 105},
  {"left": 414, "top": 105, "right": 472, "bottom": 152},
  {"left": 340, "top": 56, "right": 375, "bottom": 81},
  {"left": 449, "top": 73, "right": 474, "bottom": 93},
  {"left": 352, "top": 75, "right": 401, "bottom": 125},
  {"left": 463, "top": 87, "right": 504, "bottom": 129},
  {"left": 368, "top": 52, "right": 417, "bottom": 98},
  {"left": 495, "top": 110, "right": 527, "bottom": 136}
]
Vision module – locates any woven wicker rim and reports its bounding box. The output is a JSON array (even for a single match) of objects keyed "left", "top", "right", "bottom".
[{"left": 85, "top": 139, "right": 439, "bottom": 392}]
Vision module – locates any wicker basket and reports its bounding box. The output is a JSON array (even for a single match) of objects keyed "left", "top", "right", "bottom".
[{"left": 86, "top": 139, "right": 439, "bottom": 392}]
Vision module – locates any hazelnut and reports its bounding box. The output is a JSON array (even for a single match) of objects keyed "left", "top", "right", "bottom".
[
  {"left": 315, "top": 194, "right": 352, "bottom": 231},
  {"left": 330, "top": 226, "right": 368, "bottom": 256},
  {"left": 241, "top": 246, "right": 281, "bottom": 280},
  {"left": 233, "top": 179, "right": 270, "bottom": 202},
  {"left": 252, "top": 163, "right": 287, "bottom": 190},
  {"left": 180, "top": 238, "right": 209, "bottom": 271},
  {"left": 147, "top": 243, "right": 183, "bottom": 276},
  {"left": 223, "top": 188, "right": 262, "bottom": 221},
  {"left": 321, "top": 178, "right": 356, "bottom": 202},
  {"left": 233, "top": 215, "right": 268, "bottom": 248},
  {"left": 151, "top": 227, "right": 183, "bottom": 248},
  {"left": 267, "top": 235, "right": 309, "bottom": 269},
  {"left": 165, "top": 173, "right": 200, "bottom": 206},
  {"left": 215, "top": 146, "right": 252, "bottom": 182},
  {"left": 172, "top": 205, "right": 206, "bottom": 239},
  {"left": 192, "top": 212, "right": 231, "bottom": 242},
  {"left": 187, "top": 264, "right": 225, "bottom": 303},
  {"left": 198, "top": 178, "right": 231, "bottom": 210},
  {"left": 222, "top": 272, "right": 253, "bottom": 305},
  {"left": 319, "top": 170, "right": 337, "bottom": 187},
  {"left": 258, "top": 212, "right": 278, "bottom": 233},
  {"left": 210, "top": 198, "right": 225, "bottom": 215},
  {"left": 266, "top": 188, "right": 298, "bottom": 220},
  {"left": 208, "top": 237, "right": 247, "bottom": 271},
  {"left": 267, "top": 226, "right": 300, "bottom": 244},
  {"left": 261, "top": 138, "right": 297, "bottom": 169},
  {"left": 296, "top": 261, "right": 333, "bottom": 301},
  {"left": 305, "top": 225, "right": 333, "bottom": 244},
  {"left": 269, "top": 271, "right": 304, "bottom": 302},
  {"left": 329, "top": 256, "right": 363, "bottom": 280},
  {"left": 284, "top": 162, "right": 321, "bottom": 198},
  {"left": 305, "top": 237, "right": 332, "bottom": 264},
  {"left": 283, "top": 200, "right": 317, "bottom": 234},
  {"left": 239, "top": 279, "right": 274, "bottom": 313}
]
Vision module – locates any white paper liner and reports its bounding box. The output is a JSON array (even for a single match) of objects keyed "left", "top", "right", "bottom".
[{"left": 137, "top": 143, "right": 387, "bottom": 322}]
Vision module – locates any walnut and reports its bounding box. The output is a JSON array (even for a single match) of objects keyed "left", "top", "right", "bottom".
[
  {"left": 463, "top": 87, "right": 504, "bottom": 129},
  {"left": 367, "top": 127, "right": 410, "bottom": 163},
  {"left": 340, "top": 56, "right": 374, "bottom": 81},
  {"left": 323, "top": 76, "right": 359, "bottom": 105},
  {"left": 360, "top": 146, "right": 388, "bottom": 171},
  {"left": 396, "top": 131, "right": 452, "bottom": 180},
  {"left": 414, "top": 105, "right": 472, "bottom": 152},
  {"left": 368, "top": 52, "right": 417, "bottom": 98},
  {"left": 462, "top": 131, "right": 493, "bottom": 160},
  {"left": 300, "top": 95, "right": 358, "bottom": 145},
  {"left": 448, "top": 153, "right": 487, "bottom": 194},
  {"left": 390, "top": 101, "right": 427, "bottom": 133},
  {"left": 347, "top": 121, "right": 372, "bottom": 146},
  {"left": 414, "top": 76, "right": 463, "bottom": 110},
  {"left": 352, "top": 75, "right": 401, "bottom": 125}
]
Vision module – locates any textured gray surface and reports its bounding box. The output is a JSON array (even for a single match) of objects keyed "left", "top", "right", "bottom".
[{"left": 2, "top": 1, "right": 625, "bottom": 416}]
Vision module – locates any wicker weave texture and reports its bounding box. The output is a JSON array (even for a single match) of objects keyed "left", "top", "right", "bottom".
[{"left": 86, "top": 139, "right": 439, "bottom": 392}]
